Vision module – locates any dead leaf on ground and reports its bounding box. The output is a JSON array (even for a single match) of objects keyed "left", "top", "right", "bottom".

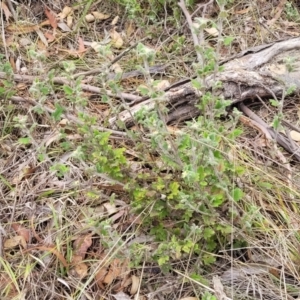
[
  {"left": 103, "top": 202, "right": 118, "bottom": 215},
  {"left": 110, "top": 28, "right": 124, "bottom": 49},
  {"left": 95, "top": 266, "right": 108, "bottom": 289},
  {"left": 6, "top": 24, "right": 40, "bottom": 34},
  {"left": 59, "top": 6, "right": 73, "bottom": 19},
  {"left": 1, "top": 2, "right": 12, "bottom": 21},
  {"left": 44, "top": 31, "right": 56, "bottom": 43},
  {"left": 67, "top": 15, "right": 73, "bottom": 28},
  {"left": 73, "top": 233, "right": 92, "bottom": 259},
  {"left": 78, "top": 37, "right": 86, "bottom": 56},
  {"left": 36, "top": 29, "right": 48, "bottom": 47},
  {"left": 12, "top": 223, "right": 30, "bottom": 242},
  {"left": 111, "top": 16, "right": 119, "bottom": 25},
  {"left": 111, "top": 63, "right": 123, "bottom": 74},
  {"left": 45, "top": 7, "right": 57, "bottom": 29},
  {"left": 92, "top": 11, "right": 110, "bottom": 20},
  {"left": 4, "top": 235, "right": 27, "bottom": 249},
  {"left": 85, "top": 14, "right": 95, "bottom": 22},
  {"left": 205, "top": 27, "right": 219, "bottom": 37},
  {"left": 103, "top": 259, "right": 123, "bottom": 284},
  {"left": 290, "top": 130, "right": 300, "bottom": 142},
  {"left": 112, "top": 291, "right": 131, "bottom": 300},
  {"left": 73, "top": 262, "right": 88, "bottom": 279},
  {"left": 130, "top": 275, "right": 139, "bottom": 295},
  {"left": 57, "top": 22, "right": 71, "bottom": 32}
]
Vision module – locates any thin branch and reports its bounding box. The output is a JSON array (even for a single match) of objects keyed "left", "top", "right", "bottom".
[
  {"left": 9, "top": 95, "right": 127, "bottom": 138},
  {"left": 178, "top": 0, "right": 203, "bottom": 65},
  {"left": 0, "top": 72, "right": 142, "bottom": 102}
]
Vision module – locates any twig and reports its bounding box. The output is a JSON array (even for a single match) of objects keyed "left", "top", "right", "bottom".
[
  {"left": 239, "top": 111, "right": 294, "bottom": 197},
  {"left": 9, "top": 95, "right": 127, "bottom": 138},
  {"left": 0, "top": 72, "right": 142, "bottom": 102},
  {"left": 178, "top": 0, "right": 203, "bottom": 65},
  {"left": 256, "top": 94, "right": 300, "bottom": 133},
  {"left": 238, "top": 102, "right": 300, "bottom": 161},
  {"left": 174, "top": 269, "right": 233, "bottom": 300},
  {"left": 0, "top": 0, "right": 9, "bottom": 60}
]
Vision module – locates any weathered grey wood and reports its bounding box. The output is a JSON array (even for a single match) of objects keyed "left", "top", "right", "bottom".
[{"left": 110, "top": 37, "right": 300, "bottom": 127}]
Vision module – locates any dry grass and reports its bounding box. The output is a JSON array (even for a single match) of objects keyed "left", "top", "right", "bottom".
[{"left": 1, "top": 0, "right": 300, "bottom": 299}]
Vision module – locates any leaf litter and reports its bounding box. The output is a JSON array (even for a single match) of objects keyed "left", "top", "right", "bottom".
[{"left": 1, "top": 0, "right": 300, "bottom": 300}]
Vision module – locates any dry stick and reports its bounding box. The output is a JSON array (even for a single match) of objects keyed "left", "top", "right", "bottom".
[
  {"left": 239, "top": 102, "right": 300, "bottom": 161},
  {"left": 178, "top": 0, "right": 203, "bottom": 65},
  {"left": 0, "top": 0, "right": 8, "bottom": 60},
  {"left": 10, "top": 96, "right": 127, "bottom": 137},
  {"left": 0, "top": 72, "right": 141, "bottom": 102},
  {"left": 239, "top": 113, "right": 294, "bottom": 197}
]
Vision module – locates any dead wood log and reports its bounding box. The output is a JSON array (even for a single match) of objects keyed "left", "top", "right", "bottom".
[
  {"left": 110, "top": 37, "right": 300, "bottom": 128},
  {"left": 109, "top": 37, "right": 300, "bottom": 160}
]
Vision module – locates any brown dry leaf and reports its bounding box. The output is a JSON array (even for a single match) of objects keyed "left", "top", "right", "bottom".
[
  {"left": 74, "top": 262, "right": 88, "bottom": 279},
  {"left": 78, "top": 37, "right": 86, "bottom": 55},
  {"left": 12, "top": 223, "right": 30, "bottom": 242},
  {"left": 125, "top": 21, "right": 135, "bottom": 37},
  {"left": 67, "top": 15, "right": 73, "bottom": 28},
  {"left": 19, "top": 37, "right": 31, "bottom": 46},
  {"left": 110, "top": 209, "right": 125, "bottom": 223},
  {"left": 16, "top": 83, "right": 27, "bottom": 91},
  {"left": 111, "top": 16, "right": 119, "bottom": 25},
  {"left": 9, "top": 56, "right": 16, "bottom": 72},
  {"left": 44, "top": 31, "right": 55, "bottom": 42},
  {"left": 130, "top": 275, "right": 139, "bottom": 295},
  {"left": 1, "top": 2, "right": 12, "bottom": 21},
  {"left": 36, "top": 29, "right": 48, "bottom": 47},
  {"left": 45, "top": 7, "right": 57, "bottom": 29},
  {"left": 110, "top": 28, "right": 123, "bottom": 49},
  {"left": 103, "top": 259, "right": 122, "bottom": 284},
  {"left": 205, "top": 27, "right": 219, "bottom": 37},
  {"left": 6, "top": 24, "right": 40, "bottom": 34},
  {"left": 234, "top": 7, "right": 251, "bottom": 14},
  {"left": 85, "top": 14, "right": 95, "bottom": 22},
  {"left": 103, "top": 202, "right": 118, "bottom": 215},
  {"left": 73, "top": 233, "right": 92, "bottom": 259},
  {"left": 290, "top": 130, "right": 300, "bottom": 142},
  {"left": 155, "top": 80, "right": 170, "bottom": 91},
  {"left": 92, "top": 11, "right": 110, "bottom": 20},
  {"left": 59, "top": 6, "right": 73, "bottom": 19},
  {"left": 111, "top": 63, "right": 123, "bottom": 74},
  {"left": 57, "top": 22, "right": 71, "bottom": 32},
  {"left": 37, "top": 39, "right": 47, "bottom": 50},
  {"left": 4, "top": 236, "right": 27, "bottom": 249},
  {"left": 95, "top": 267, "right": 108, "bottom": 289}
]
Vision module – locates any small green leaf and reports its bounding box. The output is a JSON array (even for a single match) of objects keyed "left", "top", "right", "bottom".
[
  {"left": 203, "top": 228, "right": 215, "bottom": 239},
  {"left": 223, "top": 36, "right": 234, "bottom": 46},
  {"left": 63, "top": 85, "right": 73, "bottom": 95},
  {"left": 18, "top": 137, "right": 31, "bottom": 145},
  {"left": 232, "top": 187, "right": 243, "bottom": 202},
  {"left": 52, "top": 103, "right": 64, "bottom": 121}
]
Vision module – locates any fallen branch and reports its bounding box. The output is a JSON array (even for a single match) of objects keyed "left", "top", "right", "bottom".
[{"left": 0, "top": 72, "right": 141, "bottom": 102}]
